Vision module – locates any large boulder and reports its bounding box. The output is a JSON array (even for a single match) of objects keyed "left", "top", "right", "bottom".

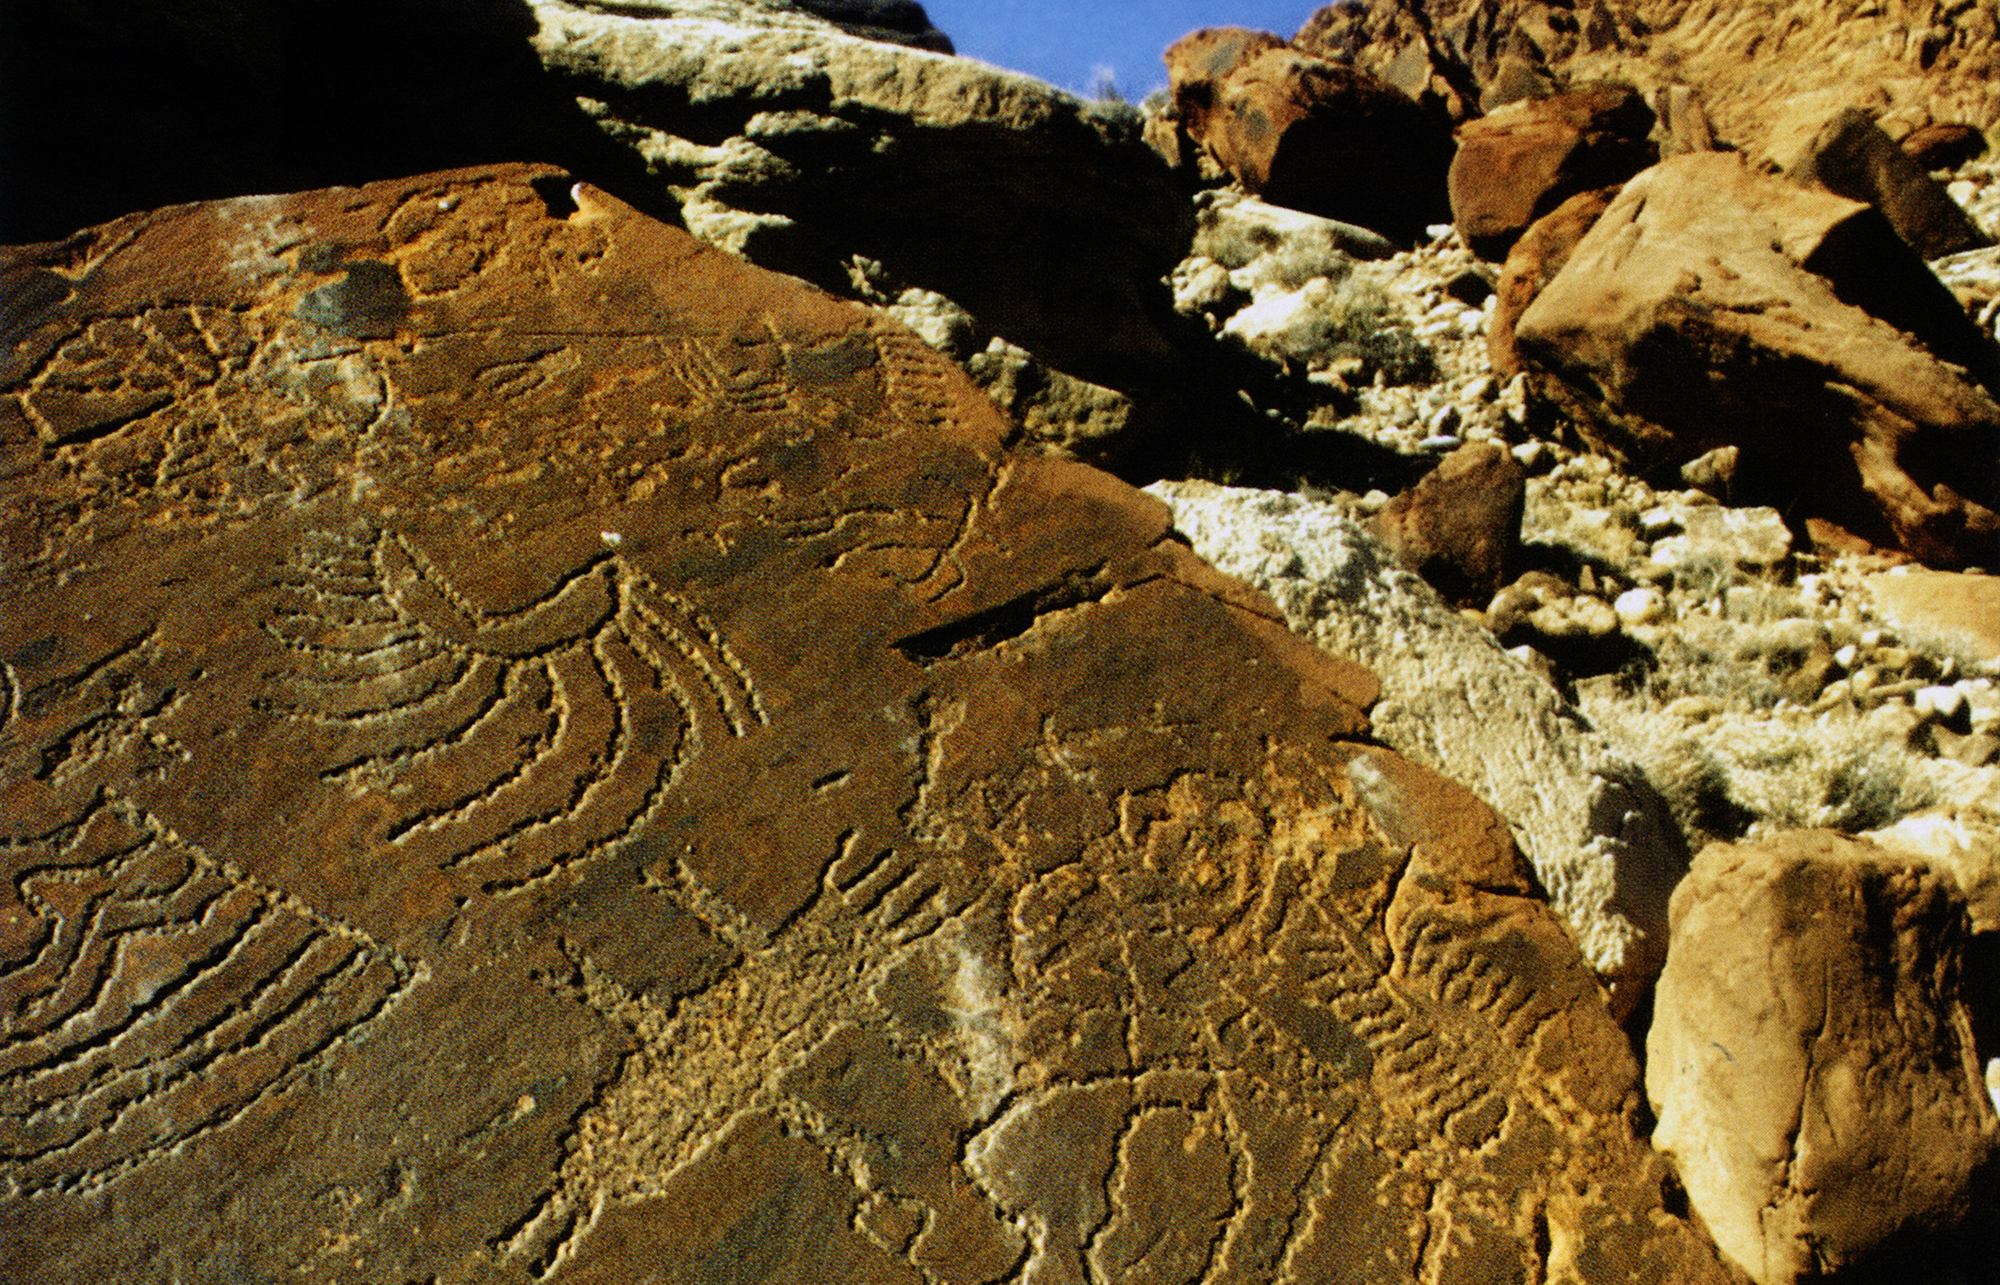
[
  {"left": 1448, "top": 82, "right": 1658, "bottom": 262},
  {"left": 0, "top": 166, "right": 1740, "bottom": 1284},
  {"left": 525, "top": 0, "right": 1195, "bottom": 395},
  {"left": 1165, "top": 32, "right": 1455, "bottom": 243},
  {"left": 1647, "top": 831, "right": 2000, "bottom": 1284},
  {"left": 1768, "top": 105, "right": 1991, "bottom": 259},
  {"left": 1514, "top": 151, "right": 2000, "bottom": 567},
  {"left": 1147, "top": 481, "right": 1690, "bottom": 1016},
  {"left": 1487, "top": 184, "right": 1620, "bottom": 376}
]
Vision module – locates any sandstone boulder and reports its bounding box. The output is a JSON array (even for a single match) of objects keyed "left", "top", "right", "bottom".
[
  {"left": 1647, "top": 831, "right": 2000, "bottom": 1284},
  {"left": 1863, "top": 567, "right": 2000, "bottom": 662},
  {"left": 1162, "top": 26, "right": 1291, "bottom": 144},
  {"left": 1515, "top": 151, "right": 2000, "bottom": 568},
  {"left": 1488, "top": 185, "right": 1620, "bottom": 377},
  {"left": 1770, "top": 105, "right": 1990, "bottom": 259},
  {"left": 1448, "top": 83, "right": 1658, "bottom": 261},
  {"left": 1371, "top": 440, "right": 1527, "bottom": 604},
  {"left": 1149, "top": 481, "right": 1690, "bottom": 1015},
  {"left": 1166, "top": 33, "right": 1455, "bottom": 243},
  {"left": 0, "top": 166, "right": 1739, "bottom": 1284}
]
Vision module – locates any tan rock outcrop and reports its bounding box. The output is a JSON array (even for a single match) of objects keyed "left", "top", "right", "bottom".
[
  {"left": 1863, "top": 567, "right": 2000, "bottom": 662},
  {"left": 1647, "top": 830, "right": 2000, "bottom": 1284},
  {"left": 1295, "top": 0, "right": 2000, "bottom": 157},
  {"left": 1515, "top": 151, "right": 2000, "bottom": 568},
  {"left": 0, "top": 165, "right": 1739, "bottom": 1284}
]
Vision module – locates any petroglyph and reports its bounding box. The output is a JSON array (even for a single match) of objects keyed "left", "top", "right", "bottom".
[
  {"left": 0, "top": 802, "right": 413, "bottom": 1196},
  {"left": 0, "top": 165, "right": 1740, "bottom": 1284},
  {"left": 268, "top": 526, "right": 764, "bottom": 895}
]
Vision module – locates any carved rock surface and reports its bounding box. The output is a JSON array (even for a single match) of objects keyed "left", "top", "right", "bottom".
[
  {"left": 0, "top": 167, "right": 1739, "bottom": 1283},
  {"left": 0, "top": 0, "right": 1198, "bottom": 473},
  {"left": 1447, "top": 83, "right": 1657, "bottom": 262},
  {"left": 1515, "top": 151, "right": 2000, "bottom": 568},
  {"left": 1148, "top": 481, "right": 1690, "bottom": 1016},
  {"left": 1647, "top": 831, "right": 2000, "bottom": 1284}
]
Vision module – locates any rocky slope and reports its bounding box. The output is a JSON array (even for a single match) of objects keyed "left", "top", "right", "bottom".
[{"left": 6, "top": 1, "right": 2000, "bottom": 1283}]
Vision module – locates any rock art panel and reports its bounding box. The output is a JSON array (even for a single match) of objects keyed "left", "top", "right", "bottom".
[{"left": 2, "top": 165, "right": 1740, "bottom": 1283}]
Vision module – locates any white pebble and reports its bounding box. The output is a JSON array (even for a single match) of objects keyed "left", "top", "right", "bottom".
[
  {"left": 1614, "top": 586, "right": 1666, "bottom": 626},
  {"left": 1916, "top": 685, "right": 1968, "bottom": 721}
]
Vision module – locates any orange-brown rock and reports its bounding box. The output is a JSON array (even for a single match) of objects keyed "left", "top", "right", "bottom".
[
  {"left": 1372, "top": 441, "right": 1526, "bottom": 604},
  {"left": 1448, "top": 82, "right": 1657, "bottom": 261},
  {"left": 1903, "top": 121, "right": 1991, "bottom": 171},
  {"left": 1166, "top": 35, "right": 1455, "bottom": 242},
  {"left": 1163, "top": 26, "right": 1291, "bottom": 143},
  {"left": 1514, "top": 152, "right": 2000, "bottom": 568},
  {"left": 1770, "top": 105, "right": 1990, "bottom": 259},
  {"left": 1488, "top": 185, "right": 1620, "bottom": 377},
  {"left": 0, "top": 165, "right": 1743, "bottom": 1283},
  {"left": 1647, "top": 831, "right": 2000, "bottom": 1284}
]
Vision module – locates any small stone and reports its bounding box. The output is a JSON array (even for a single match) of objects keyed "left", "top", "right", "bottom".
[
  {"left": 1372, "top": 442, "right": 1525, "bottom": 604},
  {"left": 1665, "top": 695, "right": 1722, "bottom": 722},
  {"left": 1915, "top": 684, "right": 1969, "bottom": 723},
  {"left": 1834, "top": 644, "right": 1859, "bottom": 669},
  {"left": 1445, "top": 269, "right": 1495, "bottom": 306},
  {"left": 1461, "top": 375, "right": 1497, "bottom": 404},
  {"left": 1679, "top": 444, "right": 1740, "bottom": 499},
  {"left": 1936, "top": 729, "right": 2000, "bottom": 766},
  {"left": 1639, "top": 506, "right": 1683, "bottom": 539},
  {"left": 1511, "top": 440, "right": 1552, "bottom": 471}
]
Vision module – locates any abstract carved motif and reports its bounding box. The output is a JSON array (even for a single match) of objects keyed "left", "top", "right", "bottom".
[
  {"left": 0, "top": 165, "right": 1742, "bottom": 1284},
  {"left": 1, "top": 802, "right": 411, "bottom": 1196}
]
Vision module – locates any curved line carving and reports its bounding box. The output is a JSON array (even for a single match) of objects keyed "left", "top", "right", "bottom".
[
  {"left": 0, "top": 803, "right": 414, "bottom": 1197},
  {"left": 269, "top": 529, "right": 767, "bottom": 893}
]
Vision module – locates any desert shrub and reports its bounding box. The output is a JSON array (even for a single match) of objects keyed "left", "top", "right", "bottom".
[{"left": 1319, "top": 277, "right": 1434, "bottom": 384}]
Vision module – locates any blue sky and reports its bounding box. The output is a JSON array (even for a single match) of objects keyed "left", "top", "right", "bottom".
[{"left": 920, "top": 1, "right": 1327, "bottom": 100}]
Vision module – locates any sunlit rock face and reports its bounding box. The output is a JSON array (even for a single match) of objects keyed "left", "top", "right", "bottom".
[{"left": 0, "top": 165, "right": 1736, "bottom": 1285}]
